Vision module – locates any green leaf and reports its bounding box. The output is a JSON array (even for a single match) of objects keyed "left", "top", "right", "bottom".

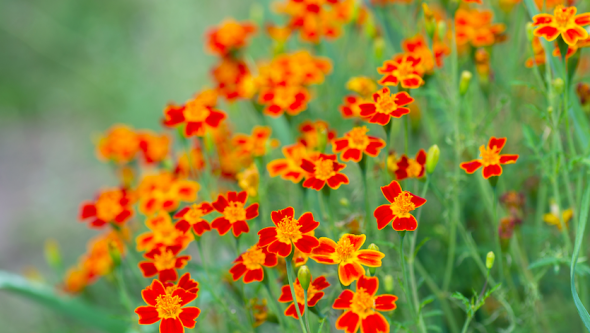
[
  {"left": 571, "top": 185, "right": 590, "bottom": 331},
  {"left": 0, "top": 271, "right": 129, "bottom": 333}
]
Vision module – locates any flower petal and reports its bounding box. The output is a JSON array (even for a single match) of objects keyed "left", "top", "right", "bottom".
[
  {"left": 374, "top": 205, "right": 394, "bottom": 230},
  {"left": 245, "top": 203, "right": 259, "bottom": 220},
  {"left": 355, "top": 250, "right": 384, "bottom": 267},
  {"left": 230, "top": 262, "right": 247, "bottom": 281},
  {"left": 159, "top": 318, "right": 183, "bottom": 333},
  {"left": 357, "top": 275, "right": 379, "bottom": 295},
  {"left": 294, "top": 234, "right": 320, "bottom": 254},
  {"left": 460, "top": 160, "right": 483, "bottom": 174},
  {"left": 375, "top": 294, "right": 398, "bottom": 311},
  {"left": 499, "top": 154, "right": 519, "bottom": 164},
  {"left": 178, "top": 307, "right": 201, "bottom": 329},
  {"left": 231, "top": 220, "right": 250, "bottom": 237},
  {"left": 392, "top": 215, "right": 418, "bottom": 231},
  {"left": 338, "top": 262, "right": 365, "bottom": 286},
  {"left": 335, "top": 310, "right": 361, "bottom": 333},
  {"left": 243, "top": 267, "right": 263, "bottom": 283},
  {"left": 269, "top": 239, "right": 292, "bottom": 257},
  {"left": 381, "top": 181, "right": 402, "bottom": 203},
  {"left": 211, "top": 217, "right": 232, "bottom": 235},
  {"left": 482, "top": 164, "right": 503, "bottom": 179},
  {"left": 333, "top": 289, "right": 355, "bottom": 309},
  {"left": 298, "top": 212, "right": 319, "bottom": 233},
  {"left": 135, "top": 306, "right": 160, "bottom": 325},
  {"left": 258, "top": 227, "right": 278, "bottom": 247},
  {"left": 361, "top": 313, "right": 390, "bottom": 333},
  {"left": 271, "top": 207, "right": 295, "bottom": 226}
]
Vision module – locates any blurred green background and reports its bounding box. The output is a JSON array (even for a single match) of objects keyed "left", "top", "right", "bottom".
[{"left": 0, "top": 0, "right": 257, "bottom": 331}]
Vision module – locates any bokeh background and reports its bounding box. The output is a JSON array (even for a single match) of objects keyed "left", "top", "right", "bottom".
[{"left": 0, "top": 0, "right": 258, "bottom": 331}]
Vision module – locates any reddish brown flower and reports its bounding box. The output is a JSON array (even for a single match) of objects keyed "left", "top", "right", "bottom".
[
  {"left": 174, "top": 203, "right": 215, "bottom": 236},
  {"left": 395, "top": 149, "right": 427, "bottom": 180}
]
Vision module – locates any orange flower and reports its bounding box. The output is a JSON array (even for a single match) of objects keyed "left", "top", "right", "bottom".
[
  {"left": 233, "top": 126, "right": 280, "bottom": 157},
  {"left": 402, "top": 35, "right": 450, "bottom": 73},
  {"left": 460, "top": 137, "right": 519, "bottom": 179},
  {"left": 301, "top": 153, "right": 349, "bottom": 190},
  {"left": 346, "top": 76, "right": 378, "bottom": 97},
  {"left": 211, "top": 191, "right": 259, "bottom": 237},
  {"left": 211, "top": 58, "right": 255, "bottom": 101},
  {"left": 333, "top": 275, "right": 398, "bottom": 333},
  {"left": 137, "top": 131, "right": 171, "bottom": 164},
  {"left": 138, "top": 245, "right": 190, "bottom": 282},
  {"left": 174, "top": 203, "right": 214, "bottom": 236},
  {"left": 64, "top": 266, "right": 90, "bottom": 294},
  {"left": 377, "top": 53, "right": 425, "bottom": 89},
  {"left": 535, "top": 0, "right": 574, "bottom": 10},
  {"left": 79, "top": 188, "right": 134, "bottom": 228},
  {"left": 455, "top": 8, "right": 505, "bottom": 48},
  {"left": 333, "top": 126, "right": 386, "bottom": 162},
  {"left": 374, "top": 181, "right": 427, "bottom": 231},
  {"left": 136, "top": 211, "right": 194, "bottom": 252},
  {"left": 96, "top": 124, "right": 140, "bottom": 164},
  {"left": 135, "top": 278, "right": 200, "bottom": 333},
  {"left": 532, "top": 5, "right": 590, "bottom": 46},
  {"left": 394, "top": 149, "right": 427, "bottom": 180},
  {"left": 267, "top": 143, "right": 319, "bottom": 183},
  {"left": 297, "top": 120, "right": 336, "bottom": 151},
  {"left": 278, "top": 275, "right": 330, "bottom": 318},
  {"left": 340, "top": 95, "right": 370, "bottom": 119},
  {"left": 162, "top": 92, "right": 226, "bottom": 137},
  {"left": 310, "top": 234, "right": 384, "bottom": 286},
  {"left": 230, "top": 245, "right": 278, "bottom": 283},
  {"left": 258, "top": 85, "right": 310, "bottom": 117},
  {"left": 359, "top": 87, "right": 415, "bottom": 125},
  {"left": 206, "top": 19, "right": 256, "bottom": 56},
  {"left": 258, "top": 207, "right": 320, "bottom": 257},
  {"left": 137, "top": 172, "right": 200, "bottom": 216},
  {"left": 237, "top": 163, "right": 260, "bottom": 197},
  {"left": 174, "top": 146, "right": 205, "bottom": 178}
]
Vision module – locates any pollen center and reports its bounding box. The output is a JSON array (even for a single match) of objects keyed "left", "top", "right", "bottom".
[
  {"left": 347, "top": 127, "right": 370, "bottom": 149},
  {"left": 554, "top": 6, "right": 574, "bottom": 27},
  {"left": 242, "top": 246, "right": 267, "bottom": 270},
  {"left": 276, "top": 216, "right": 302, "bottom": 243},
  {"left": 153, "top": 249, "right": 177, "bottom": 271},
  {"left": 183, "top": 100, "right": 210, "bottom": 122},
  {"left": 393, "top": 59, "right": 413, "bottom": 80},
  {"left": 350, "top": 288, "right": 376, "bottom": 319},
  {"left": 390, "top": 191, "right": 416, "bottom": 217},
  {"left": 315, "top": 159, "right": 336, "bottom": 180},
  {"left": 407, "top": 158, "right": 422, "bottom": 178},
  {"left": 223, "top": 202, "right": 246, "bottom": 223},
  {"left": 376, "top": 93, "right": 397, "bottom": 114},
  {"left": 95, "top": 192, "right": 123, "bottom": 221},
  {"left": 185, "top": 204, "right": 204, "bottom": 224},
  {"left": 479, "top": 145, "right": 501, "bottom": 166},
  {"left": 335, "top": 237, "right": 356, "bottom": 263},
  {"left": 155, "top": 294, "right": 182, "bottom": 319}
]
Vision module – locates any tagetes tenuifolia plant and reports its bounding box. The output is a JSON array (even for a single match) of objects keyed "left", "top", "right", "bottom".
[{"left": 37, "top": 0, "right": 590, "bottom": 332}]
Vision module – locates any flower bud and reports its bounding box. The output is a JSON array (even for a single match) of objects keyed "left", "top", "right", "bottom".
[
  {"left": 426, "top": 145, "right": 440, "bottom": 174},
  {"left": 553, "top": 78, "right": 565, "bottom": 94},
  {"left": 383, "top": 274, "right": 394, "bottom": 292},
  {"left": 44, "top": 239, "right": 62, "bottom": 270},
  {"left": 459, "top": 70, "right": 473, "bottom": 96},
  {"left": 486, "top": 251, "right": 495, "bottom": 270},
  {"left": 368, "top": 244, "right": 380, "bottom": 276},
  {"left": 339, "top": 198, "right": 350, "bottom": 207},
  {"left": 437, "top": 21, "right": 447, "bottom": 40},
  {"left": 374, "top": 37, "right": 385, "bottom": 60},
  {"left": 423, "top": 4, "right": 435, "bottom": 39},
  {"left": 108, "top": 241, "right": 122, "bottom": 267},
  {"left": 547, "top": 106, "right": 554, "bottom": 114},
  {"left": 526, "top": 22, "right": 534, "bottom": 41},
  {"left": 297, "top": 265, "right": 311, "bottom": 290}
]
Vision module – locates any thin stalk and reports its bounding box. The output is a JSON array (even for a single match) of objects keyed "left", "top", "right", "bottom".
[
  {"left": 399, "top": 232, "right": 416, "bottom": 323},
  {"left": 285, "top": 254, "right": 308, "bottom": 333},
  {"left": 491, "top": 185, "right": 504, "bottom": 283},
  {"left": 404, "top": 115, "right": 410, "bottom": 154},
  {"left": 303, "top": 289, "right": 312, "bottom": 333}
]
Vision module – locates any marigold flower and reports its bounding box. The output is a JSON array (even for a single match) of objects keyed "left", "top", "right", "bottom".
[
  {"left": 137, "top": 131, "right": 171, "bottom": 164},
  {"left": 374, "top": 181, "right": 427, "bottom": 231},
  {"left": 402, "top": 35, "right": 450, "bottom": 73},
  {"left": 333, "top": 275, "right": 398, "bottom": 333},
  {"left": 139, "top": 245, "right": 191, "bottom": 282},
  {"left": 211, "top": 191, "right": 259, "bottom": 237},
  {"left": 233, "top": 126, "right": 280, "bottom": 157},
  {"left": 230, "top": 245, "right": 278, "bottom": 283},
  {"left": 162, "top": 92, "right": 227, "bottom": 137},
  {"left": 301, "top": 153, "right": 349, "bottom": 190},
  {"left": 278, "top": 275, "right": 330, "bottom": 318},
  {"left": 137, "top": 172, "right": 200, "bottom": 215},
  {"left": 136, "top": 211, "right": 194, "bottom": 252},
  {"left": 174, "top": 203, "right": 214, "bottom": 236},
  {"left": 267, "top": 143, "right": 319, "bottom": 184},
  {"left": 174, "top": 146, "right": 206, "bottom": 178},
  {"left": 310, "top": 234, "right": 384, "bottom": 286},
  {"left": 135, "top": 278, "right": 200, "bottom": 333},
  {"left": 237, "top": 164, "right": 260, "bottom": 198},
  {"left": 79, "top": 188, "right": 134, "bottom": 228},
  {"left": 340, "top": 95, "right": 371, "bottom": 119},
  {"left": 532, "top": 6, "right": 590, "bottom": 46},
  {"left": 395, "top": 149, "right": 427, "bottom": 180},
  {"left": 63, "top": 266, "right": 90, "bottom": 294},
  {"left": 211, "top": 58, "right": 255, "bottom": 101},
  {"left": 251, "top": 298, "right": 269, "bottom": 327},
  {"left": 377, "top": 53, "right": 425, "bottom": 89},
  {"left": 258, "top": 85, "right": 310, "bottom": 117},
  {"left": 96, "top": 124, "right": 140, "bottom": 164},
  {"left": 455, "top": 8, "right": 505, "bottom": 48},
  {"left": 333, "top": 126, "right": 386, "bottom": 162},
  {"left": 297, "top": 120, "right": 336, "bottom": 151},
  {"left": 460, "top": 137, "right": 519, "bottom": 179},
  {"left": 359, "top": 87, "right": 415, "bottom": 125},
  {"left": 206, "top": 19, "right": 256, "bottom": 56},
  {"left": 543, "top": 201, "right": 573, "bottom": 230},
  {"left": 258, "top": 207, "right": 320, "bottom": 257},
  {"left": 163, "top": 272, "right": 200, "bottom": 295}
]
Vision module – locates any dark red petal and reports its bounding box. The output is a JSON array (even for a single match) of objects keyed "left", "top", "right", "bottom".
[
  {"left": 135, "top": 306, "right": 160, "bottom": 325},
  {"left": 159, "top": 318, "right": 183, "bottom": 333},
  {"left": 178, "top": 307, "right": 201, "bottom": 329},
  {"left": 361, "top": 313, "right": 390, "bottom": 333},
  {"left": 392, "top": 215, "right": 418, "bottom": 231},
  {"left": 211, "top": 217, "right": 232, "bottom": 235},
  {"left": 231, "top": 220, "right": 250, "bottom": 237},
  {"left": 294, "top": 234, "right": 320, "bottom": 254},
  {"left": 335, "top": 310, "right": 361, "bottom": 333},
  {"left": 374, "top": 205, "right": 394, "bottom": 230},
  {"left": 258, "top": 227, "right": 278, "bottom": 247},
  {"left": 374, "top": 294, "right": 398, "bottom": 311},
  {"left": 357, "top": 275, "right": 379, "bottom": 295},
  {"left": 298, "top": 212, "right": 319, "bottom": 233},
  {"left": 381, "top": 181, "right": 402, "bottom": 202}
]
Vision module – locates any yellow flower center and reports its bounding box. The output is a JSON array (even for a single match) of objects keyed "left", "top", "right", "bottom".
[
  {"left": 393, "top": 59, "right": 413, "bottom": 80},
  {"left": 217, "top": 21, "right": 246, "bottom": 46},
  {"left": 185, "top": 204, "right": 204, "bottom": 224},
  {"left": 276, "top": 216, "right": 303, "bottom": 243},
  {"left": 155, "top": 294, "right": 182, "bottom": 319},
  {"left": 376, "top": 91, "right": 397, "bottom": 114},
  {"left": 314, "top": 159, "right": 336, "bottom": 180},
  {"left": 223, "top": 202, "right": 246, "bottom": 223},
  {"left": 554, "top": 6, "right": 574, "bottom": 28},
  {"left": 335, "top": 237, "right": 356, "bottom": 263},
  {"left": 153, "top": 249, "right": 177, "bottom": 271},
  {"left": 347, "top": 127, "right": 370, "bottom": 149},
  {"left": 390, "top": 191, "right": 416, "bottom": 217},
  {"left": 479, "top": 145, "right": 501, "bottom": 166},
  {"left": 95, "top": 192, "right": 123, "bottom": 221},
  {"left": 242, "top": 246, "right": 267, "bottom": 270},
  {"left": 407, "top": 158, "right": 422, "bottom": 178},
  {"left": 350, "top": 288, "right": 376, "bottom": 319},
  {"left": 183, "top": 99, "right": 210, "bottom": 122}
]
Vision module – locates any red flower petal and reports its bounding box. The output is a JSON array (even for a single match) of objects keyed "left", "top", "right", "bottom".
[
  {"left": 361, "top": 313, "right": 390, "bottom": 333},
  {"left": 79, "top": 202, "right": 96, "bottom": 220},
  {"left": 355, "top": 250, "right": 384, "bottom": 267},
  {"left": 392, "top": 215, "right": 418, "bottom": 231},
  {"left": 139, "top": 262, "right": 158, "bottom": 278},
  {"left": 482, "top": 164, "right": 502, "bottom": 179},
  {"left": 298, "top": 212, "right": 319, "bottom": 233},
  {"left": 231, "top": 220, "right": 250, "bottom": 237},
  {"left": 245, "top": 203, "right": 259, "bottom": 220},
  {"left": 359, "top": 103, "right": 377, "bottom": 116},
  {"left": 294, "top": 234, "right": 320, "bottom": 254},
  {"left": 341, "top": 148, "right": 362, "bottom": 162},
  {"left": 410, "top": 194, "right": 427, "bottom": 208},
  {"left": 135, "top": 306, "right": 160, "bottom": 325},
  {"left": 374, "top": 205, "right": 394, "bottom": 230},
  {"left": 178, "top": 307, "right": 201, "bottom": 329},
  {"left": 374, "top": 294, "right": 398, "bottom": 311},
  {"left": 327, "top": 173, "right": 349, "bottom": 189},
  {"left": 357, "top": 275, "right": 379, "bottom": 295},
  {"left": 333, "top": 138, "right": 350, "bottom": 152},
  {"left": 369, "top": 112, "right": 390, "bottom": 125},
  {"left": 333, "top": 289, "right": 355, "bottom": 309},
  {"left": 230, "top": 262, "right": 247, "bottom": 281},
  {"left": 381, "top": 181, "right": 402, "bottom": 203},
  {"left": 488, "top": 137, "right": 506, "bottom": 151},
  {"left": 268, "top": 240, "right": 292, "bottom": 257},
  {"left": 211, "top": 217, "right": 232, "bottom": 235},
  {"left": 142, "top": 279, "right": 166, "bottom": 306},
  {"left": 159, "top": 269, "right": 178, "bottom": 282},
  {"left": 394, "top": 91, "right": 414, "bottom": 106},
  {"left": 192, "top": 221, "right": 211, "bottom": 236},
  {"left": 271, "top": 207, "right": 295, "bottom": 226},
  {"left": 258, "top": 227, "right": 278, "bottom": 247},
  {"left": 499, "top": 154, "right": 519, "bottom": 164},
  {"left": 212, "top": 194, "right": 229, "bottom": 213},
  {"left": 243, "top": 267, "right": 263, "bottom": 283},
  {"left": 460, "top": 160, "right": 483, "bottom": 174},
  {"left": 335, "top": 310, "right": 361, "bottom": 333},
  {"left": 338, "top": 262, "right": 365, "bottom": 286},
  {"left": 160, "top": 317, "right": 183, "bottom": 333}
]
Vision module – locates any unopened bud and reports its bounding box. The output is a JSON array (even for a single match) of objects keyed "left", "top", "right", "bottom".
[
  {"left": 426, "top": 145, "right": 440, "bottom": 174},
  {"left": 548, "top": 106, "right": 554, "bottom": 114},
  {"left": 298, "top": 265, "right": 311, "bottom": 290},
  {"left": 368, "top": 244, "right": 380, "bottom": 276},
  {"left": 339, "top": 198, "right": 350, "bottom": 207},
  {"left": 553, "top": 78, "right": 565, "bottom": 94},
  {"left": 486, "top": 251, "right": 495, "bottom": 270},
  {"left": 44, "top": 239, "right": 62, "bottom": 270},
  {"left": 374, "top": 37, "right": 385, "bottom": 60},
  {"left": 459, "top": 71, "right": 473, "bottom": 96},
  {"left": 526, "top": 22, "right": 534, "bottom": 42},
  {"left": 437, "top": 21, "right": 447, "bottom": 39},
  {"left": 108, "top": 242, "right": 122, "bottom": 267},
  {"left": 383, "top": 274, "right": 394, "bottom": 292},
  {"left": 423, "top": 4, "right": 435, "bottom": 39}
]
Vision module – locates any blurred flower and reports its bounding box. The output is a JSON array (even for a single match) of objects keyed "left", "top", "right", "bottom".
[
  {"left": 532, "top": 5, "right": 590, "bottom": 46},
  {"left": 402, "top": 35, "right": 450, "bottom": 73},
  {"left": 333, "top": 126, "right": 385, "bottom": 162},
  {"left": 301, "top": 153, "right": 349, "bottom": 190},
  {"left": 310, "top": 234, "right": 384, "bottom": 286},
  {"left": 394, "top": 149, "right": 427, "bottom": 180},
  {"left": 267, "top": 143, "right": 319, "bottom": 183},
  {"left": 174, "top": 203, "right": 214, "bottom": 236},
  {"left": 346, "top": 76, "right": 378, "bottom": 97},
  {"left": 455, "top": 8, "right": 505, "bottom": 48},
  {"left": 137, "top": 131, "right": 171, "bottom": 165},
  {"left": 339, "top": 95, "right": 371, "bottom": 119},
  {"left": 359, "top": 87, "right": 414, "bottom": 125},
  {"left": 233, "top": 126, "right": 280, "bottom": 158},
  {"left": 577, "top": 82, "right": 590, "bottom": 107},
  {"left": 333, "top": 275, "right": 397, "bottom": 333},
  {"left": 138, "top": 245, "right": 190, "bottom": 282},
  {"left": 230, "top": 245, "right": 278, "bottom": 283},
  {"left": 137, "top": 172, "right": 200, "bottom": 215},
  {"left": 460, "top": 137, "right": 519, "bottom": 179},
  {"left": 136, "top": 211, "right": 194, "bottom": 252},
  {"left": 374, "top": 180, "right": 426, "bottom": 231},
  {"left": 211, "top": 191, "right": 259, "bottom": 237},
  {"left": 544, "top": 201, "right": 573, "bottom": 230},
  {"left": 278, "top": 275, "right": 330, "bottom": 318},
  {"left": 297, "top": 120, "right": 336, "bottom": 152},
  {"left": 206, "top": 19, "right": 257, "bottom": 56},
  {"left": 237, "top": 163, "right": 260, "bottom": 198},
  {"left": 79, "top": 187, "right": 135, "bottom": 228},
  {"left": 377, "top": 54, "right": 425, "bottom": 89},
  {"left": 162, "top": 91, "right": 227, "bottom": 137},
  {"left": 96, "top": 124, "right": 140, "bottom": 164},
  {"left": 211, "top": 58, "right": 255, "bottom": 101},
  {"left": 175, "top": 146, "right": 206, "bottom": 178},
  {"left": 258, "top": 207, "right": 320, "bottom": 257},
  {"left": 250, "top": 298, "right": 269, "bottom": 327}
]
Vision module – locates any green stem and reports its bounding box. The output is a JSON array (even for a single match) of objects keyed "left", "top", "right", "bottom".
[
  {"left": 399, "top": 232, "right": 416, "bottom": 322},
  {"left": 285, "top": 254, "right": 308, "bottom": 333},
  {"left": 491, "top": 185, "right": 504, "bottom": 283},
  {"left": 404, "top": 115, "right": 409, "bottom": 155},
  {"left": 303, "top": 288, "right": 312, "bottom": 333},
  {"left": 460, "top": 316, "right": 473, "bottom": 333}
]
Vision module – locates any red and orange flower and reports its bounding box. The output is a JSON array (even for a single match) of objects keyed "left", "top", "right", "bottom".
[
  {"left": 310, "top": 234, "right": 384, "bottom": 286},
  {"left": 138, "top": 245, "right": 190, "bottom": 282},
  {"left": 297, "top": 120, "right": 336, "bottom": 151},
  {"left": 532, "top": 5, "right": 590, "bottom": 46},
  {"left": 206, "top": 19, "right": 256, "bottom": 56},
  {"left": 333, "top": 275, "right": 398, "bottom": 333},
  {"left": 230, "top": 245, "right": 278, "bottom": 283},
  {"left": 333, "top": 126, "right": 386, "bottom": 162},
  {"left": 377, "top": 53, "right": 425, "bottom": 89},
  {"left": 96, "top": 124, "right": 140, "bottom": 164},
  {"left": 278, "top": 275, "right": 330, "bottom": 319},
  {"left": 402, "top": 35, "right": 450, "bottom": 73},
  {"left": 374, "top": 181, "right": 427, "bottom": 231},
  {"left": 455, "top": 8, "right": 506, "bottom": 48},
  {"left": 359, "top": 87, "right": 415, "bottom": 125},
  {"left": 301, "top": 154, "right": 349, "bottom": 190},
  {"left": 137, "top": 131, "right": 171, "bottom": 165},
  {"left": 394, "top": 149, "right": 427, "bottom": 180},
  {"left": 267, "top": 143, "right": 319, "bottom": 184},
  {"left": 135, "top": 278, "right": 200, "bottom": 333},
  {"left": 233, "top": 126, "right": 280, "bottom": 158},
  {"left": 162, "top": 92, "right": 227, "bottom": 137},
  {"left": 137, "top": 172, "right": 200, "bottom": 216},
  {"left": 211, "top": 191, "right": 259, "bottom": 237},
  {"left": 460, "top": 137, "right": 519, "bottom": 179},
  {"left": 79, "top": 188, "right": 134, "bottom": 228},
  {"left": 136, "top": 211, "right": 194, "bottom": 252},
  {"left": 258, "top": 207, "right": 320, "bottom": 257},
  {"left": 174, "top": 203, "right": 214, "bottom": 236}
]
